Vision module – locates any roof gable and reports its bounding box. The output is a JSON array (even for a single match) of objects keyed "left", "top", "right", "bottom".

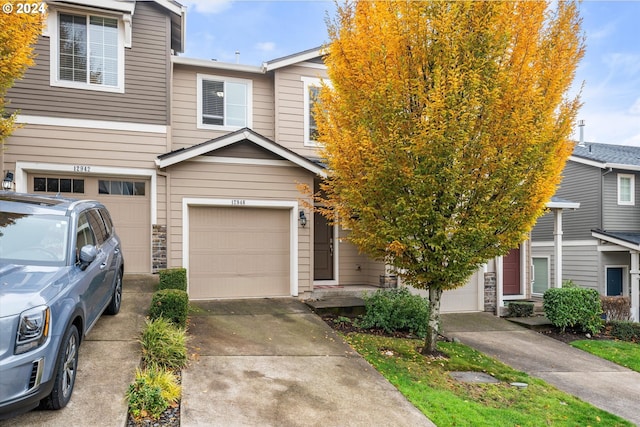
[
  {"left": 157, "top": 128, "right": 327, "bottom": 177},
  {"left": 571, "top": 142, "right": 640, "bottom": 171}
]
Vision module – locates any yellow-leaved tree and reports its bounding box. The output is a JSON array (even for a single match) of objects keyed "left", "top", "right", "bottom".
[
  {"left": 0, "top": 1, "right": 45, "bottom": 144},
  {"left": 315, "top": 0, "right": 584, "bottom": 354}
]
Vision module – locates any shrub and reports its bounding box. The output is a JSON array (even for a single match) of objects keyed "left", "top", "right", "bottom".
[
  {"left": 507, "top": 301, "right": 534, "bottom": 317},
  {"left": 149, "top": 289, "right": 189, "bottom": 327},
  {"left": 140, "top": 317, "right": 187, "bottom": 370},
  {"left": 358, "top": 287, "right": 429, "bottom": 338},
  {"left": 600, "top": 296, "right": 631, "bottom": 322},
  {"left": 543, "top": 287, "right": 603, "bottom": 334},
  {"left": 158, "top": 268, "right": 187, "bottom": 291},
  {"left": 127, "top": 366, "right": 180, "bottom": 420},
  {"left": 609, "top": 321, "right": 640, "bottom": 342}
]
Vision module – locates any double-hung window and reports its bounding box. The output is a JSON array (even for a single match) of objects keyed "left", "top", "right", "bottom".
[
  {"left": 50, "top": 11, "right": 125, "bottom": 93},
  {"left": 197, "top": 74, "right": 252, "bottom": 130},
  {"left": 618, "top": 173, "right": 635, "bottom": 206},
  {"left": 301, "top": 77, "right": 323, "bottom": 146}
]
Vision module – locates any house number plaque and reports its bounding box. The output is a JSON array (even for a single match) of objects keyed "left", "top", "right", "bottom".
[
  {"left": 231, "top": 199, "right": 246, "bottom": 205},
  {"left": 73, "top": 165, "right": 91, "bottom": 173}
]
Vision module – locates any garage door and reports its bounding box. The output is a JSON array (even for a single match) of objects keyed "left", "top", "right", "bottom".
[
  {"left": 28, "top": 174, "right": 151, "bottom": 273},
  {"left": 189, "top": 206, "right": 290, "bottom": 299},
  {"left": 408, "top": 269, "right": 482, "bottom": 313}
]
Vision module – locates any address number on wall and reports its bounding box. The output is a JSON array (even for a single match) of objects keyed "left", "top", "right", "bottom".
[
  {"left": 231, "top": 199, "right": 246, "bottom": 205},
  {"left": 73, "top": 165, "right": 91, "bottom": 173}
]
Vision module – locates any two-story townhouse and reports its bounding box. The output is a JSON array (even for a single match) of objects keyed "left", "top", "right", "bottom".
[
  {"left": 3, "top": 1, "right": 537, "bottom": 314},
  {"left": 2, "top": 0, "right": 185, "bottom": 274},
  {"left": 532, "top": 142, "right": 640, "bottom": 321}
]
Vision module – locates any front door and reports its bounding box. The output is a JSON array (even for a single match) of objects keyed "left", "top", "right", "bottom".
[
  {"left": 503, "top": 248, "right": 521, "bottom": 295},
  {"left": 314, "top": 212, "right": 334, "bottom": 280},
  {"left": 606, "top": 267, "right": 624, "bottom": 296}
]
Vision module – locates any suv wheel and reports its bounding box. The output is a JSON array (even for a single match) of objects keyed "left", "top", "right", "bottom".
[
  {"left": 105, "top": 270, "right": 123, "bottom": 315},
  {"left": 42, "top": 325, "right": 79, "bottom": 410}
]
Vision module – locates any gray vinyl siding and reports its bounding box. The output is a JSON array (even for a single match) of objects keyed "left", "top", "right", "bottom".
[
  {"left": 171, "top": 66, "right": 274, "bottom": 151},
  {"left": 532, "top": 161, "right": 602, "bottom": 240},
  {"left": 532, "top": 243, "right": 599, "bottom": 291},
  {"left": 602, "top": 170, "right": 640, "bottom": 230},
  {"left": 274, "top": 65, "right": 328, "bottom": 158},
  {"left": 6, "top": 2, "right": 170, "bottom": 125}
]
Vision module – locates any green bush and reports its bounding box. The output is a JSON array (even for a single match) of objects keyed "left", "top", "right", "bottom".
[
  {"left": 158, "top": 268, "right": 187, "bottom": 291},
  {"left": 609, "top": 321, "right": 640, "bottom": 342},
  {"left": 507, "top": 301, "right": 534, "bottom": 317},
  {"left": 126, "top": 372, "right": 167, "bottom": 420},
  {"left": 543, "top": 287, "right": 603, "bottom": 334},
  {"left": 358, "top": 287, "right": 429, "bottom": 338},
  {"left": 140, "top": 317, "right": 188, "bottom": 370},
  {"left": 149, "top": 289, "right": 189, "bottom": 327}
]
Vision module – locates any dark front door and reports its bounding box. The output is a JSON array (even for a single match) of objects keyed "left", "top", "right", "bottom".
[
  {"left": 607, "top": 267, "right": 624, "bottom": 296},
  {"left": 314, "top": 212, "right": 334, "bottom": 280},
  {"left": 503, "top": 248, "right": 521, "bottom": 295}
]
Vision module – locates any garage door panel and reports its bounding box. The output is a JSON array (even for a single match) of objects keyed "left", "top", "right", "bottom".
[{"left": 189, "top": 206, "right": 290, "bottom": 299}]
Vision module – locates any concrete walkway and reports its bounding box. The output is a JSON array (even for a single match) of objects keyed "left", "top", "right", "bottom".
[
  {"left": 181, "top": 298, "right": 435, "bottom": 427},
  {"left": 441, "top": 312, "right": 640, "bottom": 425},
  {"left": 2, "top": 274, "right": 155, "bottom": 427}
]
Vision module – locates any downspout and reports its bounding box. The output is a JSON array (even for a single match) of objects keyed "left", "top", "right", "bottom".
[{"left": 601, "top": 167, "right": 613, "bottom": 230}]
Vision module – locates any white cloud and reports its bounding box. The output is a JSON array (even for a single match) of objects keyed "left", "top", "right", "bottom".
[
  {"left": 630, "top": 97, "right": 640, "bottom": 116},
  {"left": 255, "top": 42, "right": 276, "bottom": 53},
  {"left": 182, "top": 0, "right": 232, "bottom": 15}
]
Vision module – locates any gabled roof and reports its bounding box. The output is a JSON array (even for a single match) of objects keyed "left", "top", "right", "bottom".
[
  {"left": 592, "top": 229, "right": 640, "bottom": 251},
  {"left": 156, "top": 128, "right": 327, "bottom": 178},
  {"left": 571, "top": 142, "right": 640, "bottom": 171},
  {"left": 262, "top": 46, "right": 326, "bottom": 72}
]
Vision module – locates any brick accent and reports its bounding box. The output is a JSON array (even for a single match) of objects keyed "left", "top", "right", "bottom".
[
  {"left": 484, "top": 272, "right": 497, "bottom": 314},
  {"left": 152, "top": 224, "right": 167, "bottom": 272}
]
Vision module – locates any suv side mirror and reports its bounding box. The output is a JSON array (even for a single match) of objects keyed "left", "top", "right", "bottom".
[{"left": 79, "top": 245, "right": 97, "bottom": 271}]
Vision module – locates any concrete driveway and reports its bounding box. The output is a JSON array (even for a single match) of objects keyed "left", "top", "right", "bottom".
[{"left": 181, "top": 298, "right": 435, "bottom": 427}]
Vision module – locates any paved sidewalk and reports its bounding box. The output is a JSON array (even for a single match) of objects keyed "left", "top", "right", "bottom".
[
  {"left": 181, "top": 298, "right": 435, "bottom": 427},
  {"left": 441, "top": 312, "right": 640, "bottom": 425},
  {"left": 1, "top": 274, "right": 155, "bottom": 427}
]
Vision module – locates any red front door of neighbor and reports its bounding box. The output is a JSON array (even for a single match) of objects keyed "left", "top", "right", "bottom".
[{"left": 503, "top": 248, "right": 521, "bottom": 295}]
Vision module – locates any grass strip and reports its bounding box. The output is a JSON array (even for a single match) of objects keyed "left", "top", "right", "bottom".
[
  {"left": 571, "top": 340, "right": 640, "bottom": 373},
  {"left": 343, "top": 333, "right": 632, "bottom": 427}
]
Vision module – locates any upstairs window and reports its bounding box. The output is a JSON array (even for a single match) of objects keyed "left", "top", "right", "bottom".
[
  {"left": 302, "top": 77, "right": 322, "bottom": 146},
  {"left": 197, "top": 74, "right": 252, "bottom": 130},
  {"left": 618, "top": 173, "right": 635, "bottom": 206},
  {"left": 51, "top": 11, "right": 124, "bottom": 93}
]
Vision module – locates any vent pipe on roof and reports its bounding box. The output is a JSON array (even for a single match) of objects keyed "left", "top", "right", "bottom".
[
  {"left": 235, "top": 51, "right": 240, "bottom": 64},
  {"left": 578, "top": 119, "right": 586, "bottom": 147}
]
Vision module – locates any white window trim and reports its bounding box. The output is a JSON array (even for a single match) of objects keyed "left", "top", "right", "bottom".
[
  {"left": 617, "top": 173, "right": 635, "bottom": 206},
  {"left": 196, "top": 74, "right": 253, "bottom": 131},
  {"left": 48, "top": 7, "right": 126, "bottom": 94},
  {"left": 301, "top": 76, "right": 322, "bottom": 147}
]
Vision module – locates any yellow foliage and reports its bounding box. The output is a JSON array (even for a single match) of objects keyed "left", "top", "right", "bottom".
[
  {"left": 0, "top": 0, "right": 45, "bottom": 143},
  {"left": 316, "top": 1, "right": 584, "bottom": 290}
]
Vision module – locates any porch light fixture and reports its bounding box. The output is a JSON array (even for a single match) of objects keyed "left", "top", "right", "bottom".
[
  {"left": 2, "top": 172, "right": 13, "bottom": 190},
  {"left": 299, "top": 210, "right": 307, "bottom": 228}
]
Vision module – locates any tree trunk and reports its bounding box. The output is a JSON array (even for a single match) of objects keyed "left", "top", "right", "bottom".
[{"left": 422, "top": 287, "right": 443, "bottom": 355}]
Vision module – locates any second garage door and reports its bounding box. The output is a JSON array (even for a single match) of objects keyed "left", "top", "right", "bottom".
[{"left": 189, "top": 206, "right": 290, "bottom": 299}]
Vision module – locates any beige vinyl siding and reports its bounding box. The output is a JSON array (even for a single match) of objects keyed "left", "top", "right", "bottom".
[
  {"left": 6, "top": 2, "right": 170, "bottom": 125},
  {"left": 171, "top": 66, "right": 274, "bottom": 151},
  {"left": 165, "top": 160, "right": 314, "bottom": 293},
  {"left": 274, "top": 65, "right": 328, "bottom": 158},
  {"left": 337, "top": 228, "right": 385, "bottom": 286},
  {"left": 5, "top": 124, "right": 166, "bottom": 169}
]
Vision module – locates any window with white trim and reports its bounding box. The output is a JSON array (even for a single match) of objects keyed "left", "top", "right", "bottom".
[
  {"left": 197, "top": 74, "right": 252, "bottom": 130},
  {"left": 302, "top": 76, "right": 322, "bottom": 146},
  {"left": 50, "top": 10, "right": 125, "bottom": 93},
  {"left": 617, "top": 173, "right": 635, "bottom": 205}
]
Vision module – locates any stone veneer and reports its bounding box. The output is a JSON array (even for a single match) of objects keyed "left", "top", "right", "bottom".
[
  {"left": 152, "top": 224, "right": 167, "bottom": 272},
  {"left": 484, "top": 272, "right": 497, "bottom": 314}
]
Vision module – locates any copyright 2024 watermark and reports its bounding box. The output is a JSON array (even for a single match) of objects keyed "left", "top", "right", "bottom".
[{"left": 3, "top": 2, "right": 47, "bottom": 14}]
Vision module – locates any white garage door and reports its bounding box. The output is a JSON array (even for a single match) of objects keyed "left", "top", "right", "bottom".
[
  {"left": 28, "top": 174, "right": 151, "bottom": 273},
  {"left": 408, "top": 269, "right": 483, "bottom": 313},
  {"left": 189, "top": 206, "right": 290, "bottom": 299}
]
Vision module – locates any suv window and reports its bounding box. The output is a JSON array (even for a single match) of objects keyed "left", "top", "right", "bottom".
[
  {"left": 98, "top": 208, "right": 113, "bottom": 239},
  {"left": 76, "top": 212, "right": 96, "bottom": 255},
  {"left": 86, "top": 209, "right": 107, "bottom": 245}
]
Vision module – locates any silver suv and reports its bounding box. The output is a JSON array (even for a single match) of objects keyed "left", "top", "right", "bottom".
[{"left": 0, "top": 192, "right": 124, "bottom": 418}]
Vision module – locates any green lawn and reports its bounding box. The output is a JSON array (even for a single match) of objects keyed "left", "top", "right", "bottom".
[
  {"left": 571, "top": 340, "right": 640, "bottom": 372},
  {"left": 343, "top": 333, "right": 632, "bottom": 427}
]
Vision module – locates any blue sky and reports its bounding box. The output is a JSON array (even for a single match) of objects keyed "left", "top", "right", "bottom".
[{"left": 181, "top": 0, "right": 640, "bottom": 146}]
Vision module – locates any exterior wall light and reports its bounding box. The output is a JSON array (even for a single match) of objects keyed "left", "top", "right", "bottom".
[
  {"left": 299, "top": 210, "right": 307, "bottom": 228},
  {"left": 2, "top": 172, "right": 14, "bottom": 190}
]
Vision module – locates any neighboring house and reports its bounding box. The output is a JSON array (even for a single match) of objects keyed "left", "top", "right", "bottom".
[
  {"left": 3, "top": 0, "right": 540, "bottom": 315},
  {"left": 531, "top": 142, "right": 640, "bottom": 321}
]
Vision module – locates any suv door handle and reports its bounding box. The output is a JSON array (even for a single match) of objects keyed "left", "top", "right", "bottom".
[{"left": 100, "top": 262, "right": 107, "bottom": 270}]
